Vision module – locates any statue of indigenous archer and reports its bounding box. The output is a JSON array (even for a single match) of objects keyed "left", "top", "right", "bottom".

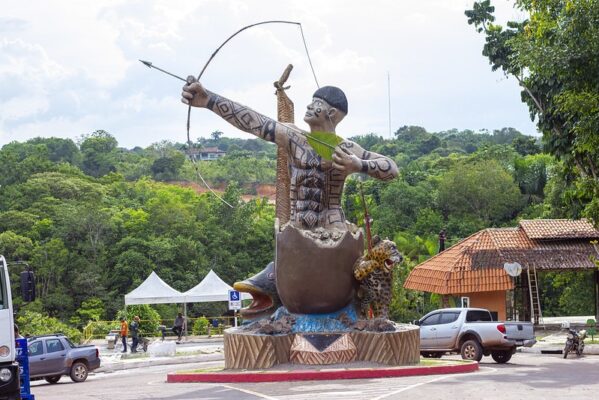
[{"left": 181, "top": 76, "right": 398, "bottom": 321}]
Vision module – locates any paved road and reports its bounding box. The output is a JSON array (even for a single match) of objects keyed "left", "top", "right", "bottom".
[{"left": 30, "top": 352, "right": 599, "bottom": 400}]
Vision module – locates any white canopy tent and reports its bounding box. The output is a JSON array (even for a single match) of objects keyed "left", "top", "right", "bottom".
[
  {"left": 183, "top": 269, "right": 252, "bottom": 302},
  {"left": 124, "top": 270, "right": 251, "bottom": 334},
  {"left": 124, "top": 271, "right": 184, "bottom": 305}
]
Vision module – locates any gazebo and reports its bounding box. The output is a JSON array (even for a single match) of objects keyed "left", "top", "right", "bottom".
[{"left": 404, "top": 219, "right": 599, "bottom": 322}]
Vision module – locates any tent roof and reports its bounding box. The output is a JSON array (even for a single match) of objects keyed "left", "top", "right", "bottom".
[
  {"left": 183, "top": 270, "right": 251, "bottom": 302},
  {"left": 124, "top": 271, "right": 184, "bottom": 305}
]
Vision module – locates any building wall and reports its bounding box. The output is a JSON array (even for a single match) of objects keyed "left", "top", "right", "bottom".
[{"left": 460, "top": 291, "right": 507, "bottom": 321}]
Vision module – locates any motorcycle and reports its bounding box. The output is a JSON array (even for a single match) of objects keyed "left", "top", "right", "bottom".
[{"left": 563, "top": 327, "right": 587, "bottom": 358}]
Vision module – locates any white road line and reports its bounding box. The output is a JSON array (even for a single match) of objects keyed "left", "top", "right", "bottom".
[
  {"left": 371, "top": 365, "right": 499, "bottom": 400},
  {"left": 370, "top": 374, "right": 454, "bottom": 400},
  {"left": 222, "top": 384, "right": 281, "bottom": 400}
]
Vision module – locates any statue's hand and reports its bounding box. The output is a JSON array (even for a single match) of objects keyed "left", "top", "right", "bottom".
[
  {"left": 332, "top": 146, "right": 361, "bottom": 174},
  {"left": 181, "top": 76, "right": 210, "bottom": 108}
]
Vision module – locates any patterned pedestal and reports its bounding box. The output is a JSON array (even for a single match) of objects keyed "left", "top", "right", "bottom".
[
  {"left": 224, "top": 325, "right": 419, "bottom": 369},
  {"left": 290, "top": 333, "right": 356, "bottom": 365}
]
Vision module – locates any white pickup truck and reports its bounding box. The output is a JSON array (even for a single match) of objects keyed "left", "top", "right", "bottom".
[{"left": 415, "top": 308, "right": 536, "bottom": 363}]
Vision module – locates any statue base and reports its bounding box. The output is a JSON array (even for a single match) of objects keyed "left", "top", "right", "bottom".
[
  {"left": 290, "top": 333, "right": 356, "bottom": 365},
  {"left": 224, "top": 324, "right": 420, "bottom": 370}
]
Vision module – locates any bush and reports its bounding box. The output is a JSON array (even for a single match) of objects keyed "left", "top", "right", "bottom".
[
  {"left": 17, "top": 310, "right": 82, "bottom": 343},
  {"left": 118, "top": 305, "right": 161, "bottom": 337},
  {"left": 192, "top": 317, "right": 209, "bottom": 335}
]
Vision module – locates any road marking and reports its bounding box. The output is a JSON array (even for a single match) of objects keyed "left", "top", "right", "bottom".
[
  {"left": 222, "top": 384, "right": 281, "bottom": 400},
  {"left": 370, "top": 374, "right": 454, "bottom": 399},
  {"left": 370, "top": 365, "right": 498, "bottom": 400}
]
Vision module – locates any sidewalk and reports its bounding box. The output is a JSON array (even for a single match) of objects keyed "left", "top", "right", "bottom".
[
  {"left": 518, "top": 329, "right": 599, "bottom": 355},
  {"left": 95, "top": 336, "right": 225, "bottom": 373}
]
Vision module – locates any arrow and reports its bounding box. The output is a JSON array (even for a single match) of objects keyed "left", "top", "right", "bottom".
[{"left": 139, "top": 60, "right": 187, "bottom": 83}]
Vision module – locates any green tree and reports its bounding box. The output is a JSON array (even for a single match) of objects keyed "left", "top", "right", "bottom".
[
  {"left": 466, "top": 0, "right": 599, "bottom": 224},
  {"left": 438, "top": 159, "right": 523, "bottom": 224},
  {"left": 80, "top": 130, "right": 118, "bottom": 177}
]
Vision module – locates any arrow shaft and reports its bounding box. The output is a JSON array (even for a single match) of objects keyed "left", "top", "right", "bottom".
[{"left": 147, "top": 63, "right": 187, "bottom": 82}]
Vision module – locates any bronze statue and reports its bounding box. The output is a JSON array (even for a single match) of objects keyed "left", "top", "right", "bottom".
[
  {"left": 181, "top": 81, "right": 398, "bottom": 231},
  {"left": 182, "top": 78, "right": 398, "bottom": 318}
]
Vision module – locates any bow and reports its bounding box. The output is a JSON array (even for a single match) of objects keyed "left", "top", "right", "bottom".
[{"left": 143, "top": 20, "right": 320, "bottom": 207}]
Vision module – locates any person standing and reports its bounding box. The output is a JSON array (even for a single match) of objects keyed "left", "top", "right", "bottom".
[
  {"left": 119, "top": 317, "right": 128, "bottom": 353},
  {"left": 129, "top": 316, "right": 140, "bottom": 353}
]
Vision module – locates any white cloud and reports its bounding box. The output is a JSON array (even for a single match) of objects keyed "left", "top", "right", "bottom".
[{"left": 1, "top": 0, "right": 538, "bottom": 149}]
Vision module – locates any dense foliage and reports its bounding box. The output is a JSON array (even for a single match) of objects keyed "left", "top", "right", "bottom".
[
  {"left": 5, "top": 8, "right": 599, "bottom": 329},
  {"left": 466, "top": 0, "right": 599, "bottom": 225},
  {"left": 1, "top": 119, "right": 590, "bottom": 332}
]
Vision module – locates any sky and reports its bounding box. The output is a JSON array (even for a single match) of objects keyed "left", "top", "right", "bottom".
[{"left": 0, "top": 0, "right": 536, "bottom": 149}]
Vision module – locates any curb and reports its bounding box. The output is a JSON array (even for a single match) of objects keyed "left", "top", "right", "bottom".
[
  {"left": 518, "top": 345, "right": 599, "bottom": 355},
  {"left": 98, "top": 353, "right": 224, "bottom": 373},
  {"left": 167, "top": 361, "right": 479, "bottom": 383}
]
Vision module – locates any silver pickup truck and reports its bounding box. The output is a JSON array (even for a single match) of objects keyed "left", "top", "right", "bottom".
[
  {"left": 415, "top": 308, "right": 536, "bottom": 363},
  {"left": 27, "top": 334, "right": 101, "bottom": 383}
]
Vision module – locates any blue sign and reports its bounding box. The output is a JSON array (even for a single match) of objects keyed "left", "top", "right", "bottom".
[
  {"left": 229, "top": 290, "right": 240, "bottom": 301},
  {"left": 16, "top": 338, "right": 35, "bottom": 400},
  {"left": 228, "top": 289, "right": 241, "bottom": 310}
]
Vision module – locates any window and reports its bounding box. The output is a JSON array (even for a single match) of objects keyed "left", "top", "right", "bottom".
[
  {"left": 466, "top": 310, "right": 492, "bottom": 322},
  {"left": 45, "top": 339, "right": 65, "bottom": 353},
  {"left": 29, "top": 341, "right": 44, "bottom": 356},
  {"left": 420, "top": 313, "right": 440, "bottom": 326},
  {"left": 439, "top": 312, "right": 460, "bottom": 324}
]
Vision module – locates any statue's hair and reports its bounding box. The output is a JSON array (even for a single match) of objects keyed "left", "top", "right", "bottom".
[{"left": 313, "top": 86, "right": 348, "bottom": 115}]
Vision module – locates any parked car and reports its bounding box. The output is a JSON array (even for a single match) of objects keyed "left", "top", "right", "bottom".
[
  {"left": 414, "top": 308, "right": 536, "bottom": 363},
  {"left": 27, "top": 334, "right": 101, "bottom": 383}
]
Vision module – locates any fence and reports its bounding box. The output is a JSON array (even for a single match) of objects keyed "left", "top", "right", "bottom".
[{"left": 83, "top": 316, "right": 239, "bottom": 342}]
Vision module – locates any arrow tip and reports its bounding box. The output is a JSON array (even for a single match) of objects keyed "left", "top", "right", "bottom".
[{"left": 139, "top": 60, "right": 152, "bottom": 68}]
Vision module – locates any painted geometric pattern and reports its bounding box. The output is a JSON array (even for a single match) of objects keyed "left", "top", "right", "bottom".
[
  {"left": 290, "top": 334, "right": 356, "bottom": 365},
  {"left": 350, "top": 329, "right": 420, "bottom": 365},
  {"left": 224, "top": 332, "right": 293, "bottom": 369}
]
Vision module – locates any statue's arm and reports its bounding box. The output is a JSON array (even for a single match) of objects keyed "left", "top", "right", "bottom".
[
  {"left": 182, "top": 81, "right": 295, "bottom": 147},
  {"left": 333, "top": 141, "right": 398, "bottom": 181}
]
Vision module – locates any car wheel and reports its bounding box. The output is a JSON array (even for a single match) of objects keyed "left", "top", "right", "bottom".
[
  {"left": 45, "top": 375, "right": 61, "bottom": 384},
  {"left": 70, "top": 361, "right": 89, "bottom": 382},
  {"left": 491, "top": 350, "right": 512, "bottom": 363},
  {"left": 460, "top": 339, "right": 483, "bottom": 361}
]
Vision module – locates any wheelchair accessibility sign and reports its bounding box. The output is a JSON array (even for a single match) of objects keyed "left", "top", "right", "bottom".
[{"left": 228, "top": 290, "right": 241, "bottom": 310}]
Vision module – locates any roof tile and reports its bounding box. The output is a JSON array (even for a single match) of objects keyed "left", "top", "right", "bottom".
[{"left": 404, "top": 220, "right": 599, "bottom": 294}]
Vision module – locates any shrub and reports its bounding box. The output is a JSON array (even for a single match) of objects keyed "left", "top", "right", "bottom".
[
  {"left": 118, "top": 305, "right": 161, "bottom": 337},
  {"left": 192, "top": 317, "right": 209, "bottom": 335},
  {"left": 17, "top": 310, "right": 82, "bottom": 343}
]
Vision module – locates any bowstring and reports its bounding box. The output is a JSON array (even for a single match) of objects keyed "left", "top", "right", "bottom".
[{"left": 186, "top": 21, "right": 320, "bottom": 208}]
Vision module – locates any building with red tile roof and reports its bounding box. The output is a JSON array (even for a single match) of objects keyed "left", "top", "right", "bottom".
[{"left": 404, "top": 219, "right": 599, "bottom": 321}]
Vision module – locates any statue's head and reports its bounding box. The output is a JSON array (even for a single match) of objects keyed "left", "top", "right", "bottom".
[{"left": 304, "top": 86, "right": 347, "bottom": 129}]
